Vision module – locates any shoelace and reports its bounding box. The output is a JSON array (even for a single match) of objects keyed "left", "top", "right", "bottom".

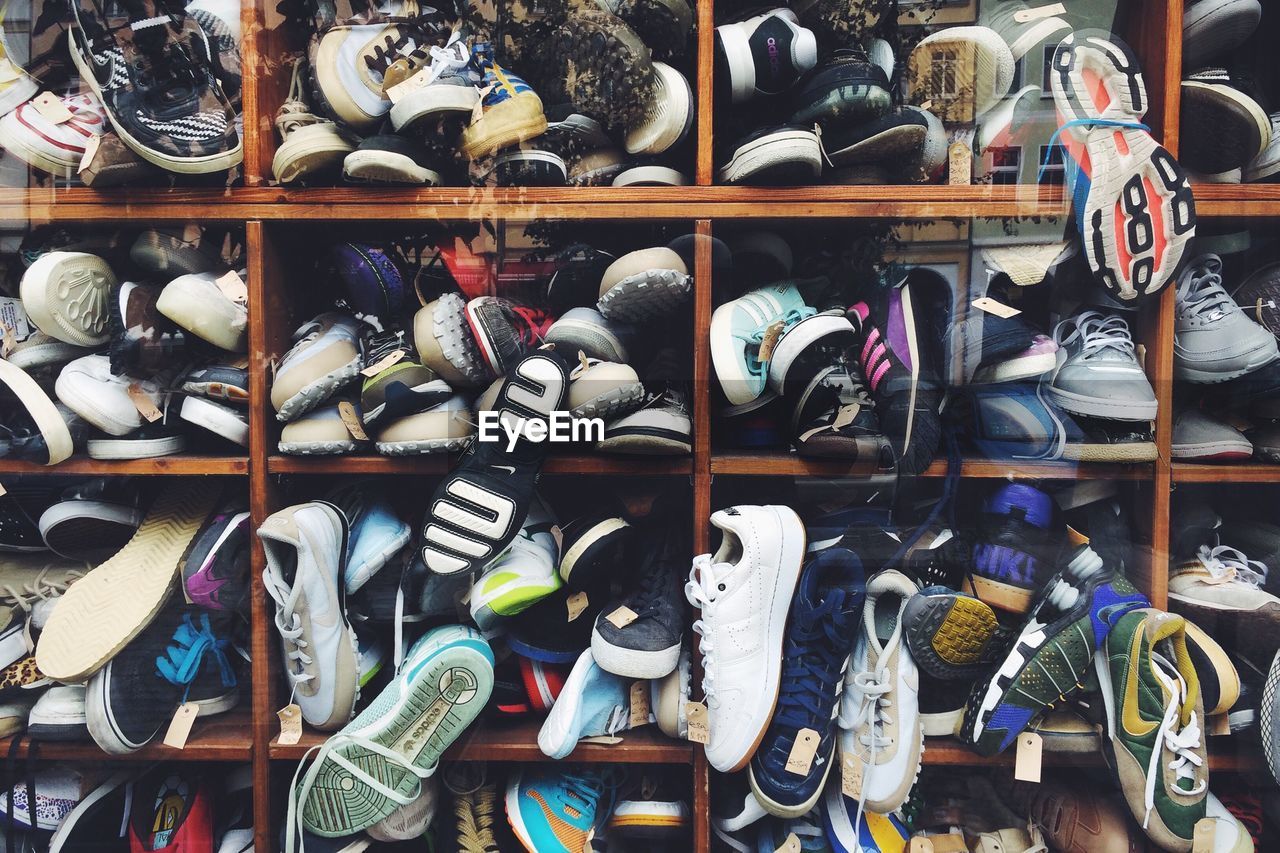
[
  {"left": 365, "top": 29, "right": 419, "bottom": 76},
  {"left": 262, "top": 568, "right": 315, "bottom": 688},
  {"left": 418, "top": 41, "right": 472, "bottom": 88},
  {"left": 551, "top": 769, "right": 616, "bottom": 825},
  {"left": 510, "top": 304, "right": 550, "bottom": 348},
  {"left": 155, "top": 613, "right": 236, "bottom": 696},
  {"left": 735, "top": 307, "right": 816, "bottom": 377},
  {"left": 628, "top": 561, "right": 675, "bottom": 623},
  {"left": 1054, "top": 310, "right": 1137, "bottom": 361},
  {"left": 774, "top": 594, "right": 851, "bottom": 731},
  {"left": 1177, "top": 257, "right": 1236, "bottom": 321},
  {"left": 455, "top": 784, "right": 499, "bottom": 853},
  {"left": 839, "top": 665, "right": 893, "bottom": 836},
  {"left": 1144, "top": 650, "right": 1206, "bottom": 828},
  {"left": 0, "top": 565, "right": 85, "bottom": 615},
  {"left": 685, "top": 554, "right": 726, "bottom": 708},
  {"left": 364, "top": 329, "right": 409, "bottom": 366},
  {"left": 275, "top": 57, "right": 328, "bottom": 136},
  {"left": 1195, "top": 543, "right": 1268, "bottom": 588},
  {"left": 1038, "top": 118, "right": 1151, "bottom": 184}
]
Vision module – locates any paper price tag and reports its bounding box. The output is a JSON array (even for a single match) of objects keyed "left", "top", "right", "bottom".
[
  {"left": 77, "top": 133, "right": 101, "bottom": 173},
  {"left": 32, "top": 92, "right": 73, "bottom": 124},
  {"left": 948, "top": 141, "right": 972, "bottom": 185},
  {"left": 1014, "top": 732, "right": 1043, "bottom": 783},
  {"left": 758, "top": 320, "right": 785, "bottom": 363},
  {"left": 163, "top": 702, "right": 200, "bottom": 749},
  {"left": 832, "top": 403, "right": 861, "bottom": 430},
  {"left": 549, "top": 524, "right": 564, "bottom": 555},
  {"left": 607, "top": 606, "right": 638, "bottom": 629},
  {"left": 566, "top": 591, "right": 589, "bottom": 622},
  {"left": 777, "top": 833, "right": 802, "bottom": 853},
  {"left": 128, "top": 383, "right": 163, "bottom": 422},
  {"left": 629, "top": 681, "right": 650, "bottom": 729},
  {"left": 0, "top": 297, "right": 31, "bottom": 343},
  {"left": 385, "top": 69, "right": 432, "bottom": 104},
  {"left": 337, "top": 402, "right": 370, "bottom": 441},
  {"left": 785, "top": 727, "right": 820, "bottom": 776},
  {"left": 0, "top": 325, "right": 13, "bottom": 358},
  {"left": 215, "top": 270, "right": 248, "bottom": 305},
  {"left": 971, "top": 297, "right": 1021, "bottom": 319},
  {"left": 841, "top": 753, "right": 862, "bottom": 800},
  {"left": 361, "top": 349, "right": 406, "bottom": 377},
  {"left": 579, "top": 736, "right": 623, "bottom": 745},
  {"left": 277, "top": 704, "right": 302, "bottom": 745},
  {"left": 1192, "top": 818, "right": 1216, "bottom": 853},
  {"left": 685, "top": 701, "right": 709, "bottom": 744}
]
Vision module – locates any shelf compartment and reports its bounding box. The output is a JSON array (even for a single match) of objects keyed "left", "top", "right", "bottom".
[
  {"left": 710, "top": 453, "right": 1154, "bottom": 480},
  {"left": 0, "top": 709, "right": 253, "bottom": 761},
  {"left": 0, "top": 456, "right": 248, "bottom": 476}
]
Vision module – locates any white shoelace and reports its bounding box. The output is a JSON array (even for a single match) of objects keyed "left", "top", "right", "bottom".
[
  {"left": 685, "top": 554, "right": 728, "bottom": 709},
  {"left": 0, "top": 565, "right": 85, "bottom": 614},
  {"left": 1195, "top": 543, "right": 1268, "bottom": 588},
  {"left": 1054, "top": 310, "right": 1138, "bottom": 361},
  {"left": 1178, "top": 257, "right": 1236, "bottom": 322},
  {"left": 419, "top": 42, "right": 471, "bottom": 88},
  {"left": 839, "top": 667, "right": 894, "bottom": 837},
  {"left": 1143, "top": 651, "right": 1206, "bottom": 828},
  {"left": 262, "top": 569, "right": 315, "bottom": 688}
]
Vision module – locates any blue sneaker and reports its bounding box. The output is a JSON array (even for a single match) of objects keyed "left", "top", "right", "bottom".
[
  {"left": 966, "top": 482, "right": 1058, "bottom": 615},
  {"left": 460, "top": 43, "right": 547, "bottom": 159},
  {"left": 537, "top": 649, "right": 630, "bottom": 759},
  {"left": 749, "top": 548, "right": 864, "bottom": 818},
  {"left": 327, "top": 483, "right": 411, "bottom": 594},
  {"left": 711, "top": 282, "right": 815, "bottom": 406},
  {"left": 505, "top": 767, "right": 613, "bottom": 853},
  {"left": 821, "top": 781, "right": 909, "bottom": 853}
]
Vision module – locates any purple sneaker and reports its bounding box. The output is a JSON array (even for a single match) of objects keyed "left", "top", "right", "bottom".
[
  {"left": 182, "top": 508, "right": 251, "bottom": 612},
  {"left": 966, "top": 483, "right": 1058, "bottom": 616},
  {"left": 328, "top": 242, "right": 407, "bottom": 320}
]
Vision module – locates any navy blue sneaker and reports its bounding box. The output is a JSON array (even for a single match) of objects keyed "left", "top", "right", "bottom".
[
  {"left": 964, "top": 483, "right": 1059, "bottom": 616},
  {"left": 748, "top": 547, "right": 864, "bottom": 818}
]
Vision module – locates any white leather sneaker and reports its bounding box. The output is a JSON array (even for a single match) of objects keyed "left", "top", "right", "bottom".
[
  {"left": 686, "top": 504, "right": 806, "bottom": 772},
  {"left": 469, "top": 498, "right": 562, "bottom": 630},
  {"left": 54, "top": 354, "right": 163, "bottom": 436}
]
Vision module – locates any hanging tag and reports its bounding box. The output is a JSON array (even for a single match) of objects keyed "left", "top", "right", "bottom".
[
  {"left": 1014, "top": 732, "right": 1043, "bottom": 782},
  {"left": 841, "top": 753, "right": 862, "bottom": 799},
  {"left": 948, "top": 141, "right": 972, "bottom": 185},
  {"left": 971, "top": 297, "right": 1021, "bottom": 319},
  {"left": 1015, "top": 3, "right": 1065, "bottom": 22},
  {"left": 580, "top": 735, "right": 624, "bottom": 745},
  {"left": 470, "top": 85, "right": 492, "bottom": 123},
  {"left": 337, "top": 402, "right": 370, "bottom": 441},
  {"left": 1192, "top": 819, "right": 1216, "bottom": 853},
  {"left": 629, "top": 681, "right": 650, "bottom": 728},
  {"left": 128, "top": 383, "right": 163, "bottom": 422},
  {"left": 214, "top": 270, "right": 248, "bottom": 305},
  {"left": 910, "top": 839, "right": 936, "bottom": 853},
  {"left": 385, "top": 68, "right": 431, "bottom": 104},
  {"left": 757, "top": 321, "right": 785, "bottom": 363},
  {"left": 832, "top": 404, "right": 861, "bottom": 430},
  {"left": 1209, "top": 713, "right": 1230, "bottom": 736},
  {"left": 0, "top": 325, "right": 13, "bottom": 358},
  {"left": 566, "top": 591, "right": 589, "bottom": 622},
  {"left": 606, "top": 606, "right": 638, "bottom": 629},
  {"left": 32, "top": 92, "right": 73, "bottom": 124},
  {"left": 163, "top": 703, "right": 200, "bottom": 749},
  {"left": 361, "top": 349, "right": 406, "bottom": 377},
  {"left": 77, "top": 133, "right": 101, "bottom": 173},
  {"left": 277, "top": 704, "right": 303, "bottom": 745},
  {"left": 0, "top": 482, "right": 6, "bottom": 497},
  {"left": 685, "top": 701, "right": 709, "bottom": 744},
  {"left": 785, "top": 727, "right": 820, "bottom": 776},
  {"left": 777, "top": 833, "right": 802, "bottom": 853},
  {"left": 549, "top": 524, "right": 564, "bottom": 554},
  {"left": 0, "top": 298, "right": 30, "bottom": 344}
]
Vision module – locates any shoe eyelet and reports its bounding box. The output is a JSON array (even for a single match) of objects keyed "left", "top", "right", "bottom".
[{"left": 717, "top": 583, "right": 726, "bottom": 592}]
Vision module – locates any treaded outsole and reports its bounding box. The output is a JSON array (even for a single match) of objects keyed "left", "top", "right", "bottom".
[
  {"left": 570, "top": 381, "right": 646, "bottom": 421},
  {"left": 278, "top": 440, "right": 358, "bottom": 455},
  {"left": 275, "top": 358, "right": 361, "bottom": 422},
  {"left": 903, "top": 595, "right": 1000, "bottom": 680},
  {"left": 432, "top": 293, "right": 487, "bottom": 385},
  {"left": 376, "top": 436, "right": 471, "bottom": 455},
  {"left": 549, "top": 9, "right": 656, "bottom": 131},
  {"left": 597, "top": 269, "right": 692, "bottom": 322}
]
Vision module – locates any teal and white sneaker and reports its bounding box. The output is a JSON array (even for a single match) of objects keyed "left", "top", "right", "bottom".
[
  {"left": 505, "top": 767, "right": 614, "bottom": 853},
  {"left": 537, "top": 648, "right": 632, "bottom": 759},
  {"left": 710, "top": 282, "right": 815, "bottom": 405},
  {"left": 469, "top": 498, "right": 562, "bottom": 630},
  {"left": 293, "top": 624, "right": 494, "bottom": 840}
]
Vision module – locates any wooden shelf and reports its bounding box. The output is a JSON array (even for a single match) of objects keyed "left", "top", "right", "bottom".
[
  {"left": 0, "top": 456, "right": 248, "bottom": 476},
  {"left": 711, "top": 453, "right": 1154, "bottom": 480},
  {"left": 0, "top": 710, "right": 252, "bottom": 761},
  {"left": 1171, "top": 463, "right": 1280, "bottom": 483},
  {"left": 266, "top": 454, "right": 692, "bottom": 476},
  {"left": 270, "top": 719, "right": 694, "bottom": 764}
]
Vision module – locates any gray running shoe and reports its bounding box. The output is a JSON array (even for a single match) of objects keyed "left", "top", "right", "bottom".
[
  {"left": 1049, "top": 310, "right": 1157, "bottom": 421},
  {"left": 1175, "top": 254, "right": 1279, "bottom": 382}
]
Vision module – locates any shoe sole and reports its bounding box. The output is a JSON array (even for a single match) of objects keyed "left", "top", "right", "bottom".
[
  {"left": 272, "top": 123, "right": 359, "bottom": 184},
  {"left": 1061, "top": 440, "right": 1158, "bottom": 463},
  {"left": 278, "top": 439, "right": 358, "bottom": 455},
  {"left": 47, "top": 771, "right": 132, "bottom": 853},
  {"left": 748, "top": 742, "right": 834, "bottom": 819},
  {"left": 0, "top": 360, "right": 73, "bottom": 465},
  {"left": 36, "top": 483, "right": 220, "bottom": 682},
  {"left": 902, "top": 594, "right": 1002, "bottom": 680},
  {"left": 181, "top": 396, "right": 249, "bottom": 447},
  {"left": 536, "top": 650, "right": 594, "bottom": 759},
  {"left": 1262, "top": 649, "right": 1280, "bottom": 785},
  {"left": 569, "top": 381, "right": 646, "bottom": 421},
  {"left": 598, "top": 424, "right": 692, "bottom": 455},
  {"left": 20, "top": 252, "right": 114, "bottom": 348},
  {"left": 825, "top": 122, "right": 925, "bottom": 167},
  {"left": 275, "top": 356, "right": 362, "bottom": 422},
  {"left": 1175, "top": 346, "right": 1280, "bottom": 383},
  {"left": 590, "top": 628, "right": 680, "bottom": 681},
  {"left": 390, "top": 86, "right": 479, "bottom": 132},
  {"left": 343, "top": 150, "right": 441, "bottom": 186},
  {"left": 549, "top": 10, "right": 654, "bottom": 130},
  {"left": 1048, "top": 384, "right": 1159, "bottom": 421},
  {"left": 717, "top": 131, "right": 822, "bottom": 184},
  {"left": 424, "top": 293, "right": 487, "bottom": 386},
  {"left": 1181, "top": 81, "right": 1270, "bottom": 174},
  {"left": 597, "top": 268, "right": 692, "bottom": 323},
  {"left": 1171, "top": 439, "right": 1254, "bottom": 460},
  {"left": 625, "top": 61, "right": 692, "bottom": 155},
  {"left": 376, "top": 435, "right": 470, "bottom": 456},
  {"left": 560, "top": 517, "right": 631, "bottom": 585}
]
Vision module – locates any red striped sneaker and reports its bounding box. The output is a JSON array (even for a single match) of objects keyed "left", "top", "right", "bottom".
[{"left": 0, "top": 92, "right": 106, "bottom": 177}]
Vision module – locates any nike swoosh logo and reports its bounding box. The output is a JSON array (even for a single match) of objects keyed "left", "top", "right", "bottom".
[
  {"left": 1122, "top": 627, "right": 1158, "bottom": 737},
  {"left": 527, "top": 790, "right": 589, "bottom": 847},
  {"left": 492, "top": 465, "right": 516, "bottom": 474}
]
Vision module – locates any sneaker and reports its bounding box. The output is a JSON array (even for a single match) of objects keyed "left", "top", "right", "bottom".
[
  {"left": 0, "top": 24, "right": 36, "bottom": 118},
  {"left": 1175, "top": 254, "right": 1279, "bottom": 382},
  {"left": 420, "top": 350, "right": 569, "bottom": 575},
  {"left": 85, "top": 608, "right": 236, "bottom": 753},
  {"left": 1234, "top": 260, "right": 1280, "bottom": 337},
  {"left": 591, "top": 522, "right": 685, "bottom": 679},
  {"left": 1173, "top": 408, "right": 1254, "bottom": 460},
  {"left": 965, "top": 483, "right": 1059, "bottom": 615},
  {"left": 785, "top": 362, "right": 892, "bottom": 465},
  {"left": 311, "top": 21, "right": 430, "bottom": 133},
  {"left": 1050, "top": 31, "right": 1196, "bottom": 301},
  {"left": 108, "top": 281, "right": 188, "bottom": 375},
  {"left": 492, "top": 655, "right": 568, "bottom": 717},
  {"left": 1049, "top": 310, "right": 1158, "bottom": 421},
  {"left": 985, "top": 0, "right": 1070, "bottom": 60},
  {"left": 545, "top": 8, "right": 655, "bottom": 130},
  {"left": 0, "top": 92, "right": 107, "bottom": 177},
  {"left": 597, "top": 247, "right": 692, "bottom": 323},
  {"left": 625, "top": 61, "right": 692, "bottom": 156},
  {"left": 181, "top": 506, "right": 250, "bottom": 612},
  {"left": 790, "top": 48, "right": 891, "bottom": 128},
  {"left": 414, "top": 293, "right": 488, "bottom": 387},
  {"left": 459, "top": 45, "right": 547, "bottom": 159},
  {"left": 1168, "top": 544, "right": 1280, "bottom": 656},
  {"left": 54, "top": 354, "right": 164, "bottom": 437},
  {"left": 295, "top": 625, "right": 493, "bottom": 836},
  {"left": 185, "top": 0, "right": 241, "bottom": 102},
  {"left": 127, "top": 768, "right": 214, "bottom": 851},
  {"left": 607, "top": 793, "right": 690, "bottom": 842},
  {"left": 505, "top": 767, "right": 613, "bottom": 853},
  {"left": 156, "top": 271, "right": 248, "bottom": 353},
  {"left": 557, "top": 503, "right": 632, "bottom": 587},
  {"left": 712, "top": 282, "right": 816, "bottom": 406},
  {"left": 272, "top": 57, "right": 360, "bottom": 184},
  {"left": 1181, "top": 68, "right": 1271, "bottom": 174},
  {"left": 360, "top": 330, "right": 451, "bottom": 432},
  {"left": 344, "top": 134, "right": 445, "bottom": 185},
  {"left": 821, "top": 785, "right": 910, "bottom": 853},
  {"left": 375, "top": 393, "right": 474, "bottom": 455},
  {"left": 464, "top": 297, "right": 549, "bottom": 379},
  {"left": 180, "top": 397, "right": 249, "bottom": 448},
  {"left": 46, "top": 771, "right": 132, "bottom": 852},
  {"left": 717, "top": 124, "right": 822, "bottom": 185},
  {"left": 960, "top": 544, "right": 1149, "bottom": 756},
  {"left": 469, "top": 499, "right": 562, "bottom": 629},
  {"left": 68, "top": 0, "right": 240, "bottom": 173},
  {"left": 492, "top": 145, "right": 567, "bottom": 186},
  {"left": 902, "top": 590, "right": 1009, "bottom": 682},
  {"left": 508, "top": 584, "right": 603, "bottom": 664},
  {"left": 39, "top": 479, "right": 143, "bottom": 563},
  {"left": 537, "top": 648, "right": 631, "bottom": 758},
  {"left": 327, "top": 242, "right": 407, "bottom": 327},
  {"left": 545, "top": 307, "right": 636, "bottom": 364},
  {"left": 599, "top": 387, "right": 692, "bottom": 455},
  {"left": 715, "top": 9, "right": 817, "bottom": 104},
  {"left": 0, "top": 767, "right": 80, "bottom": 831},
  {"left": 20, "top": 251, "right": 115, "bottom": 348},
  {"left": 1183, "top": 0, "right": 1261, "bottom": 69},
  {"left": 971, "top": 335, "right": 1058, "bottom": 384},
  {"left": 277, "top": 402, "right": 360, "bottom": 455},
  {"left": 272, "top": 313, "right": 366, "bottom": 422},
  {"left": 0, "top": 361, "right": 74, "bottom": 466},
  {"left": 567, "top": 358, "right": 646, "bottom": 420},
  {"left": 1096, "top": 609, "right": 1208, "bottom": 851},
  {"left": 387, "top": 29, "right": 480, "bottom": 132},
  {"left": 823, "top": 107, "right": 930, "bottom": 167},
  {"left": 908, "top": 26, "right": 1014, "bottom": 120},
  {"left": 258, "top": 501, "right": 359, "bottom": 731},
  {"left": 768, "top": 310, "right": 859, "bottom": 395},
  {"left": 4, "top": 332, "right": 90, "bottom": 374},
  {"left": 1247, "top": 111, "right": 1280, "bottom": 182},
  {"left": 179, "top": 362, "right": 249, "bottom": 405},
  {"left": 687, "top": 505, "right": 806, "bottom": 772},
  {"left": 327, "top": 484, "right": 410, "bottom": 595},
  {"left": 750, "top": 548, "right": 863, "bottom": 818}
]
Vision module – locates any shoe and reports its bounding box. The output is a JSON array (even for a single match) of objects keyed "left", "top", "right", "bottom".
[
  {"left": 1247, "top": 112, "right": 1280, "bottom": 182},
  {"left": 36, "top": 482, "right": 220, "bottom": 683},
  {"left": 375, "top": 393, "right": 474, "bottom": 455},
  {"left": 717, "top": 124, "right": 822, "bottom": 185},
  {"left": 0, "top": 767, "right": 80, "bottom": 831},
  {"left": 177, "top": 362, "right": 248, "bottom": 407},
  {"left": 507, "top": 583, "right": 602, "bottom": 664},
  {"left": 296, "top": 625, "right": 493, "bottom": 836},
  {"left": 129, "top": 225, "right": 228, "bottom": 278},
  {"left": 359, "top": 331, "right": 450, "bottom": 432},
  {"left": 492, "top": 145, "right": 566, "bottom": 186},
  {"left": 1168, "top": 544, "right": 1280, "bottom": 661},
  {"left": 750, "top": 548, "right": 862, "bottom": 818},
  {"left": 960, "top": 544, "right": 1149, "bottom": 756},
  {"left": 985, "top": 0, "right": 1070, "bottom": 61},
  {"left": 591, "top": 522, "right": 685, "bottom": 679},
  {"left": 715, "top": 8, "right": 816, "bottom": 104},
  {"left": 1181, "top": 618, "right": 1240, "bottom": 718},
  {"left": 607, "top": 793, "right": 690, "bottom": 842},
  {"left": 55, "top": 354, "right": 165, "bottom": 437},
  {"left": 597, "top": 247, "right": 691, "bottom": 323},
  {"left": 181, "top": 397, "right": 249, "bottom": 448},
  {"left": 790, "top": 48, "right": 891, "bottom": 128},
  {"left": 460, "top": 45, "right": 546, "bottom": 159},
  {"left": 343, "top": 134, "right": 444, "bottom": 185},
  {"left": 687, "top": 505, "right": 806, "bottom": 772},
  {"left": 537, "top": 648, "right": 630, "bottom": 758},
  {"left": 565, "top": 358, "right": 645, "bottom": 422},
  {"left": 492, "top": 655, "right": 567, "bottom": 718},
  {"left": 469, "top": 499, "right": 562, "bottom": 629},
  {"left": 185, "top": 0, "right": 240, "bottom": 101},
  {"left": 1205, "top": 792, "right": 1256, "bottom": 853},
  {"left": 823, "top": 107, "right": 929, "bottom": 167},
  {"left": 0, "top": 608, "right": 30, "bottom": 676},
  {"left": 68, "top": 0, "right": 240, "bottom": 173},
  {"left": 272, "top": 313, "right": 366, "bottom": 422},
  {"left": 421, "top": 350, "right": 569, "bottom": 575},
  {"left": 1051, "top": 31, "right": 1196, "bottom": 301},
  {"left": 0, "top": 24, "right": 36, "bottom": 118},
  {"left": 908, "top": 26, "right": 1013, "bottom": 120},
  {"left": 181, "top": 506, "right": 250, "bottom": 612},
  {"left": 557, "top": 504, "right": 632, "bottom": 587},
  {"left": 613, "top": 163, "right": 689, "bottom": 186},
  {"left": 327, "top": 484, "right": 410, "bottom": 595},
  {"left": 277, "top": 402, "right": 360, "bottom": 455},
  {"left": 0, "top": 92, "right": 107, "bottom": 177},
  {"left": 27, "top": 687, "right": 85, "bottom": 741},
  {"left": 387, "top": 29, "right": 479, "bottom": 131},
  {"left": 38, "top": 479, "right": 142, "bottom": 562},
  {"left": 365, "top": 777, "right": 437, "bottom": 844},
  {"left": 821, "top": 782, "right": 911, "bottom": 853},
  {"left": 86, "top": 608, "right": 235, "bottom": 754},
  {"left": 768, "top": 310, "right": 858, "bottom": 395},
  {"left": 212, "top": 766, "right": 254, "bottom": 853},
  {"left": 0, "top": 361, "right": 74, "bottom": 466},
  {"left": 966, "top": 483, "right": 1058, "bottom": 615},
  {"left": 545, "top": 8, "right": 654, "bottom": 130},
  {"left": 1175, "top": 254, "right": 1279, "bottom": 382},
  {"left": 258, "top": 501, "right": 359, "bottom": 731},
  {"left": 1096, "top": 609, "right": 1208, "bottom": 851},
  {"left": 625, "top": 62, "right": 692, "bottom": 156},
  {"left": 20, "top": 251, "right": 115, "bottom": 348},
  {"left": 902, "top": 590, "right": 1008, "bottom": 681},
  {"left": 1173, "top": 408, "right": 1253, "bottom": 460},
  {"left": 465, "top": 297, "right": 549, "bottom": 379},
  {"left": 972, "top": 335, "right": 1058, "bottom": 384},
  {"left": 544, "top": 307, "right": 635, "bottom": 364},
  {"left": 785, "top": 361, "right": 893, "bottom": 466},
  {"left": 1181, "top": 69, "right": 1271, "bottom": 174},
  {"left": 712, "top": 282, "right": 815, "bottom": 406},
  {"left": 330, "top": 241, "right": 411, "bottom": 320},
  {"left": 4, "top": 332, "right": 89, "bottom": 374},
  {"left": 156, "top": 271, "right": 248, "bottom": 353},
  {"left": 128, "top": 768, "right": 213, "bottom": 851},
  {"left": 1006, "top": 777, "right": 1140, "bottom": 853},
  {"left": 505, "top": 767, "right": 612, "bottom": 853},
  {"left": 108, "top": 280, "right": 189, "bottom": 375},
  {"left": 414, "top": 293, "right": 488, "bottom": 388},
  {"left": 599, "top": 387, "right": 692, "bottom": 455},
  {"left": 1049, "top": 310, "right": 1158, "bottom": 421},
  {"left": 1183, "top": 0, "right": 1261, "bottom": 69},
  {"left": 311, "top": 21, "right": 428, "bottom": 133},
  {"left": 47, "top": 770, "right": 131, "bottom": 853},
  {"left": 272, "top": 57, "right": 360, "bottom": 183}
]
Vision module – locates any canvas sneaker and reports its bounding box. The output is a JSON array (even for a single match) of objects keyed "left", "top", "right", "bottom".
[
  {"left": 465, "top": 297, "right": 551, "bottom": 379},
  {"left": 537, "top": 648, "right": 632, "bottom": 759},
  {"left": 459, "top": 44, "right": 546, "bottom": 160},
  {"left": 715, "top": 8, "right": 817, "bottom": 104},
  {"left": 711, "top": 282, "right": 815, "bottom": 406},
  {"left": 1168, "top": 543, "right": 1280, "bottom": 657},
  {"left": 1049, "top": 310, "right": 1158, "bottom": 422},
  {"left": 0, "top": 92, "right": 107, "bottom": 177},
  {"left": 0, "top": 360, "right": 74, "bottom": 466},
  {"left": 0, "top": 767, "right": 80, "bottom": 831},
  {"left": 469, "top": 498, "right": 562, "bottom": 629},
  {"left": 1180, "top": 67, "right": 1271, "bottom": 174},
  {"left": 388, "top": 28, "right": 480, "bottom": 131},
  {"left": 686, "top": 505, "right": 806, "bottom": 773},
  {"left": 359, "top": 330, "right": 451, "bottom": 432},
  {"left": 181, "top": 506, "right": 250, "bottom": 612},
  {"left": 272, "top": 56, "right": 360, "bottom": 184},
  {"left": 598, "top": 386, "right": 693, "bottom": 455},
  {"left": 272, "top": 313, "right": 366, "bottom": 422},
  {"left": 965, "top": 483, "right": 1059, "bottom": 615},
  {"left": 1175, "top": 254, "right": 1279, "bottom": 382},
  {"left": 544, "top": 307, "right": 636, "bottom": 364},
  {"left": 311, "top": 21, "right": 433, "bottom": 133}
]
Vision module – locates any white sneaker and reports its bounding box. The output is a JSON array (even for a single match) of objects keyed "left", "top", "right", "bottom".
[
  {"left": 313, "top": 23, "right": 423, "bottom": 132},
  {"left": 181, "top": 396, "right": 249, "bottom": 448},
  {"left": 272, "top": 313, "right": 366, "bottom": 422},
  {"left": 838, "top": 568, "right": 922, "bottom": 814},
  {"left": 54, "top": 354, "right": 163, "bottom": 436},
  {"left": 685, "top": 505, "right": 806, "bottom": 772},
  {"left": 470, "top": 499, "right": 562, "bottom": 630},
  {"left": 20, "top": 251, "right": 116, "bottom": 347},
  {"left": 625, "top": 62, "right": 692, "bottom": 156},
  {"left": 0, "top": 92, "right": 107, "bottom": 176},
  {"left": 258, "top": 501, "right": 359, "bottom": 731},
  {"left": 567, "top": 357, "right": 646, "bottom": 420},
  {"left": 156, "top": 271, "right": 249, "bottom": 353}
]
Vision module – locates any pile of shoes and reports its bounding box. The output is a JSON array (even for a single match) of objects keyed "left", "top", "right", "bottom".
[
  {"left": 272, "top": 236, "right": 692, "bottom": 457},
  {"left": 0, "top": 0, "right": 241, "bottom": 183},
  {"left": 1, "top": 227, "right": 250, "bottom": 465},
  {"left": 0, "top": 479, "right": 247, "bottom": 754},
  {"left": 274, "top": 0, "right": 694, "bottom": 187}
]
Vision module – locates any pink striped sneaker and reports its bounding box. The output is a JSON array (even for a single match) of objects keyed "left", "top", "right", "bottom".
[{"left": 0, "top": 92, "right": 107, "bottom": 177}]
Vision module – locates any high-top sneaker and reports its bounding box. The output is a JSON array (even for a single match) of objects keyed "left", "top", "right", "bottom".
[
  {"left": 459, "top": 43, "right": 547, "bottom": 159},
  {"left": 464, "top": 297, "right": 553, "bottom": 379},
  {"left": 715, "top": 8, "right": 817, "bottom": 104},
  {"left": 965, "top": 483, "right": 1060, "bottom": 616}
]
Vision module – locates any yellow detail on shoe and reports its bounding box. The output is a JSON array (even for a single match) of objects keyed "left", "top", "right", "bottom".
[
  {"left": 929, "top": 597, "right": 997, "bottom": 665},
  {"left": 963, "top": 574, "right": 1033, "bottom": 614},
  {"left": 608, "top": 814, "right": 686, "bottom": 828},
  {"left": 460, "top": 91, "right": 547, "bottom": 160},
  {"left": 1121, "top": 624, "right": 1159, "bottom": 738}
]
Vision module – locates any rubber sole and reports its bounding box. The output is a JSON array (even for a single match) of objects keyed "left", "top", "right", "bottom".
[
  {"left": 560, "top": 517, "right": 631, "bottom": 585},
  {"left": 376, "top": 436, "right": 470, "bottom": 456},
  {"left": 1180, "top": 81, "right": 1270, "bottom": 174},
  {"left": 278, "top": 439, "right": 358, "bottom": 455},
  {"left": 1048, "top": 384, "right": 1158, "bottom": 421},
  {"left": 569, "top": 380, "right": 646, "bottom": 421},
  {"left": 343, "top": 150, "right": 441, "bottom": 185},
  {"left": 272, "top": 123, "right": 358, "bottom": 184},
  {"left": 36, "top": 483, "right": 220, "bottom": 682},
  {"left": 597, "top": 268, "right": 692, "bottom": 322},
  {"left": 718, "top": 131, "right": 822, "bottom": 185},
  {"left": 20, "top": 252, "right": 115, "bottom": 348},
  {"left": 547, "top": 9, "right": 655, "bottom": 131},
  {"left": 275, "top": 357, "right": 362, "bottom": 422},
  {"left": 87, "top": 434, "right": 186, "bottom": 460},
  {"left": 1061, "top": 440, "right": 1158, "bottom": 463},
  {"left": 590, "top": 629, "right": 681, "bottom": 680},
  {"left": 902, "top": 594, "right": 1003, "bottom": 680}
]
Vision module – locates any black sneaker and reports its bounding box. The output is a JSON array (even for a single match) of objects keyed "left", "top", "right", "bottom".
[
  {"left": 823, "top": 107, "right": 930, "bottom": 167},
  {"left": 343, "top": 134, "right": 446, "bottom": 186},
  {"left": 85, "top": 607, "right": 237, "bottom": 754},
  {"left": 786, "top": 360, "right": 893, "bottom": 467},
  {"left": 1181, "top": 68, "right": 1271, "bottom": 173},
  {"left": 494, "top": 146, "right": 568, "bottom": 187},
  {"left": 359, "top": 330, "right": 451, "bottom": 432},
  {"left": 0, "top": 484, "right": 56, "bottom": 551},
  {"left": 789, "top": 48, "right": 891, "bottom": 128},
  {"left": 508, "top": 583, "right": 605, "bottom": 664},
  {"left": 68, "top": 0, "right": 241, "bottom": 174},
  {"left": 590, "top": 522, "right": 686, "bottom": 679},
  {"left": 717, "top": 124, "right": 822, "bottom": 185},
  {"left": 420, "top": 349, "right": 569, "bottom": 575},
  {"left": 714, "top": 8, "right": 817, "bottom": 104},
  {"left": 47, "top": 771, "right": 132, "bottom": 851},
  {"left": 39, "top": 478, "right": 143, "bottom": 563},
  {"left": 557, "top": 504, "right": 632, "bottom": 587},
  {"left": 464, "top": 297, "right": 551, "bottom": 378}
]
